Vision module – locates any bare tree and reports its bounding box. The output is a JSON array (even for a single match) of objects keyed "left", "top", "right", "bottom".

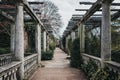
[{"left": 29, "top": 0, "right": 63, "bottom": 37}]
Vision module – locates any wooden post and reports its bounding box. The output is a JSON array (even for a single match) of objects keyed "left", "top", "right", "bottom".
[
  {"left": 10, "top": 24, "right": 15, "bottom": 53},
  {"left": 15, "top": 3, "right": 24, "bottom": 80},
  {"left": 79, "top": 23, "right": 85, "bottom": 53},
  {"left": 35, "top": 24, "right": 41, "bottom": 65},
  {"left": 43, "top": 31, "right": 47, "bottom": 51},
  {"left": 101, "top": 1, "right": 111, "bottom": 62}
]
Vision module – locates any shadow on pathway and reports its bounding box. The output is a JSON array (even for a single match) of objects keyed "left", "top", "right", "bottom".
[{"left": 30, "top": 48, "right": 87, "bottom": 80}]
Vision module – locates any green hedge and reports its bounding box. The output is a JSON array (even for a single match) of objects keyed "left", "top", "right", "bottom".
[
  {"left": 70, "top": 38, "right": 83, "bottom": 68},
  {"left": 41, "top": 50, "right": 53, "bottom": 60},
  {"left": 49, "top": 42, "right": 56, "bottom": 51}
]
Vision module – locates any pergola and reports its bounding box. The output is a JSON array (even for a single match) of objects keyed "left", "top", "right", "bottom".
[
  {"left": 62, "top": 0, "right": 120, "bottom": 76},
  {"left": 0, "top": 0, "right": 55, "bottom": 80}
]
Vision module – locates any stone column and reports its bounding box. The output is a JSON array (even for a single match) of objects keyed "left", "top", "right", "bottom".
[
  {"left": 10, "top": 24, "right": 15, "bottom": 53},
  {"left": 43, "top": 31, "right": 47, "bottom": 51},
  {"left": 71, "top": 31, "right": 76, "bottom": 42},
  {"left": 15, "top": 3, "right": 24, "bottom": 80},
  {"left": 47, "top": 35, "right": 50, "bottom": 50},
  {"left": 79, "top": 23, "right": 85, "bottom": 53},
  {"left": 101, "top": 1, "right": 111, "bottom": 62},
  {"left": 65, "top": 36, "right": 68, "bottom": 51},
  {"left": 35, "top": 24, "right": 41, "bottom": 65}
]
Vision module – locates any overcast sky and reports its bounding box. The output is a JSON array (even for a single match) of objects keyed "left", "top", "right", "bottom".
[{"left": 29, "top": 0, "right": 120, "bottom": 36}]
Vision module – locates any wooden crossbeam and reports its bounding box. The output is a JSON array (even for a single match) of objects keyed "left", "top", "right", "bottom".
[
  {"left": 23, "top": 1, "right": 47, "bottom": 31},
  {"left": 80, "top": 0, "right": 102, "bottom": 23},
  {"left": 0, "top": 10, "right": 14, "bottom": 22},
  {"left": 72, "top": 14, "right": 102, "bottom": 17},
  {"left": 0, "top": 2, "right": 15, "bottom": 5},
  {"left": 79, "top": 2, "right": 120, "bottom": 6},
  {"left": 111, "top": 11, "right": 120, "bottom": 21},
  {"left": 29, "top": 2, "right": 44, "bottom": 4},
  {"left": 0, "top": 8, "right": 15, "bottom": 11},
  {"left": 75, "top": 9, "right": 120, "bottom": 11},
  {"left": 80, "top": 0, "right": 113, "bottom": 23}
]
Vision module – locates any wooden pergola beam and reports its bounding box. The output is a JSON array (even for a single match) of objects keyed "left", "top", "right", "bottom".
[
  {"left": 111, "top": 11, "right": 120, "bottom": 21},
  {"left": 0, "top": 10, "right": 14, "bottom": 22},
  {"left": 28, "top": 2, "right": 44, "bottom": 4},
  {"left": 75, "top": 9, "right": 120, "bottom": 11},
  {"left": 23, "top": 1, "right": 46, "bottom": 31},
  {"left": 72, "top": 14, "right": 102, "bottom": 17},
  {"left": 80, "top": 0, "right": 102, "bottom": 23},
  {"left": 79, "top": 2, "right": 120, "bottom": 6},
  {"left": 0, "top": 2, "right": 15, "bottom": 5},
  {"left": 79, "top": 0, "right": 113, "bottom": 23}
]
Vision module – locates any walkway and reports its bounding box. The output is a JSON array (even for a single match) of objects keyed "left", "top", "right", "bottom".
[{"left": 30, "top": 48, "right": 86, "bottom": 80}]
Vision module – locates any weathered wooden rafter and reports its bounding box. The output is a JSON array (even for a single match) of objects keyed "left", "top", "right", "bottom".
[
  {"left": 29, "top": 2, "right": 44, "bottom": 4},
  {"left": 75, "top": 9, "right": 120, "bottom": 11},
  {"left": 79, "top": 2, "right": 120, "bottom": 6},
  {"left": 111, "top": 11, "right": 120, "bottom": 21},
  {"left": 72, "top": 14, "right": 102, "bottom": 17},
  {"left": 0, "top": 10, "right": 14, "bottom": 22}
]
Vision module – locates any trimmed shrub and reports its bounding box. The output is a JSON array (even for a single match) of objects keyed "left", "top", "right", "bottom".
[
  {"left": 49, "top": 42, "right": 56, "bottom": 51},
  {"left": 70, "top": 38, "right": 83, "bottom": 68},
  {"left": 41, "top": 50, "right": 53, "bottom": 60}
]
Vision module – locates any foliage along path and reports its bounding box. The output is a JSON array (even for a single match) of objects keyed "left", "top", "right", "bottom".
[{"left": 30, "top": 48, "right": 86, "bottom": 80}]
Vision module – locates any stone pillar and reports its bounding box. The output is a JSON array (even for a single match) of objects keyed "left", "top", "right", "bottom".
[
  {"left": 43, "top": 31, "right": 47, "bottom": 51},
  {"left": 35, "top": 24, "right": 41, "bottom": 65},
  {"left": 71, "top": 31, "right": 76, "bottom": 42},
  {"left": 15, "top": 3, "right": 24, "bottom": 80},
  {"left": 101, "top": 1, "right": 111, "bottom": 62},
  {"left": 47, "top": 35, "right": 50, "bottom": 50},
  {"left": 79, "top": 23, "right": 85, "bottom": 53},
  {"left": 10, "top": 24, "right": 15, "bottom": 53},
  {"left": 65, "top": 36, "right": 68, "bottom": 51}
]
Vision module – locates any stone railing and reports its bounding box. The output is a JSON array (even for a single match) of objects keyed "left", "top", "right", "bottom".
[
  {"left": 0, "top": 53, "right": 38, "bottom": 80},
  {"left": 82, "top": 53, "right": 120, "bottom": 73},
  {"left": 82, "top": 53, "right": 102, "bottom": 67},
  {"left": 0, "top": 61, "right": 21, "bottom": 80},
  {"left": 0, "top": 54, "right": 14, "bottom": 67},
  {"left": 106, "top": 61, "right": 120, "bottom": 73},
  {"left": 24, "top": 54, "right": 38, "bottom": 78}
]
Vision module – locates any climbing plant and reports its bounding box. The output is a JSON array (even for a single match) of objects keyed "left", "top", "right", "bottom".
[{"left": 81, "top": 59, "right": 120, "bottom": 80}]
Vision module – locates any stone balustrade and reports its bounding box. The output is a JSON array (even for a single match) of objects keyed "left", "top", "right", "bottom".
[
  {"left": 0, "top": 54, "right": 14, "bottom": 67},
  {"left": 0, "top": 54, "right": 38, "bottom": 80},
  {"left": 24, "top": 54, "right": 38, "bottom": 78},
  {"left": 82, "top": 53, "right": 120, "bottom": 73},
  {"left": 0, "top": 61, "right": 21, "bottom": 80}
]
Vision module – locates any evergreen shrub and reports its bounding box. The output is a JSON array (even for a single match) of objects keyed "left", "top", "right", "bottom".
[
  {"left": 70, "top": 38, "right": 83, "bottom": 68},
  {"left": 41, "top": 50, "right": 53, "bottom": 60}
]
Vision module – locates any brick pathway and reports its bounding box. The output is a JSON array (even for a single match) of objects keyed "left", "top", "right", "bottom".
[{"left": 30, "top": 48, "right": 87, "bottom": 80}]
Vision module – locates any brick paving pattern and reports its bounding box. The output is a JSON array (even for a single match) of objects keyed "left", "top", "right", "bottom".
[{"left": 30, "top": 48, "right": 87, "bottom": 80}]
